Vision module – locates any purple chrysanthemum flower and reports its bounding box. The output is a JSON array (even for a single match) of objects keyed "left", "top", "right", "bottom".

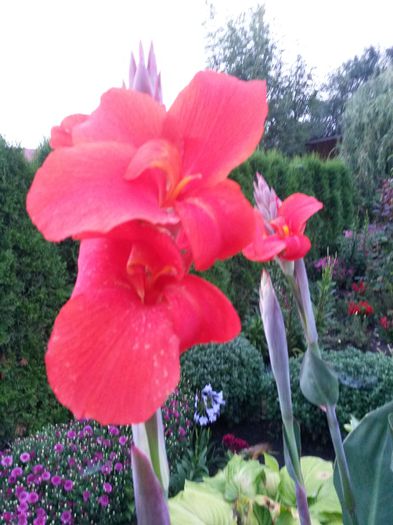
[
  {"left": 11, "top": 466, "right": 23, "bottom": 477},
  {"left": 33, "top": 464, "right": 43, "bottom": 475},
  {"left": 33, "top": 518, "right": 46, "bottom": 525},
  {"left": 8, "top": 475, "right": 16, "bottom": 484},
  {"left": 83, "top": 425, "right": 93, "bottom": 436},
  {"left": 17, "top": 490, "right": 29, "bottom": 502},
  {"left": 63, "top": 479, "right": 74, "bottom": 492},
  {"left": 18, "top": 501, "right": 29, "bottom": 511},
  {"left": 103, "top": 482, "right": 112, "bottom": 493},
  {"left": 100, "top": 462, "right": 112, "bottom": 475},
  {"left": 66, "top": 430, "right": 76, "bottom": 439},
  {"left": 51, "top": 475, "right": 62, "bottom": 486},
  {"left": 82, "top": 490, "right": 90, "bottom": 502},
  {"left": 61, "top": 510, "right": 72, "bottom": 524},
  {"left": 3, "top": 512, "right": 12, "bottom": 522},
  {"left": 1, "top": 455, "right": 13, "bottom": 467},
  {"left": 27, "top": 473, "right": 35, "bottom": 484},
  {"left": 28, "top": 491, "right": 39, "bottom": 504},
  {"left": 119, "top": 436, "right": 128, "bottom": 446},
  {"left": 108, "top": 425, "right": 119, "bottom": 436},
  {"left": 98, "top": 494, "right": 109, "bottom": 507},
  {"left": 114, "top": 462, "right": 123, "bottom": 472},
  {"left": 41, "top": 471, "right": 50, "bottom": 481},
  {"left": 54, "top": 443, "right": 64, "bottom": 453},
  {"left": 20, "top": 452, "right": 31, "bottom": 463},
  {"left": 67, "top": 457, "right": 76, "bottom": 467},
  {"left": 17, "top": 514, "right": 28, "bottom": 525}
]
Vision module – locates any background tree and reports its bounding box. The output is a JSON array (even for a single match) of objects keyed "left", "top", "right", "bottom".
[
  {"left": 206, "top": 4, "right": 316, "bottom": 156},
  {"left": 339, "top": 67, "right": 393, "bottom": 210},
  {"left": 314, "top": 46, "right": 393, "bottom": 137}
]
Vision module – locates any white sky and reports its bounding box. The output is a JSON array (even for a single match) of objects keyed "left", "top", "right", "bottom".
[{"left": 0, "top": 0, "right": 392, "bottom": 148}]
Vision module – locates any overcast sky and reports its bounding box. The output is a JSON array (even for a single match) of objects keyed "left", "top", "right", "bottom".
[{"left": 1, "top": 0, "right": 392, "bottom": 148}]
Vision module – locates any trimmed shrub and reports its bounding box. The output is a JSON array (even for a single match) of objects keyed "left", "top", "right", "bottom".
[
  {"left": 260, "top": 347, "right": 393, "bottom": 442},
  {"left": 180, "top": 336, "right": 265, "bottom": 425},
  {"left": 0, "top": 138, "right": 71, "bottom": 445}
]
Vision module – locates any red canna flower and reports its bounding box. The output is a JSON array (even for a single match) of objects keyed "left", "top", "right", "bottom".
[
  {"left": 380, "top": 316, "right": 390, "bottom": 330},
  {"left": 243, "top": 174, "right": 323, "bottom": 262},
  {"left": 27, "top": 71, "right": 267, "bottom": 270},
  {"left": 358, "top": 300, "right": 374, "bottom": 316},
  {"left": 45, "top": 222, "right": 240, "bottom": 424}
]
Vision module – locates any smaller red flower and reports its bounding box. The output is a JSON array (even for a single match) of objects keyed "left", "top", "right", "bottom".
[
  {"left": 222, "top": 433, "right": 249, "bottom": 453},
  {"left": 358, "top": 301, "right": 374, "bottom": 316},
  {"left": 348, "top": 301, "right": 360, "bottom": 316},
  {"left": 243, "top": 174, "right": 323, "bottom": 262},
  {"left": 352, "top": 281, "right": 366, "bottom": 294},
  {"left": 380, "top": 316, "right": 390, "bottom": 330}
]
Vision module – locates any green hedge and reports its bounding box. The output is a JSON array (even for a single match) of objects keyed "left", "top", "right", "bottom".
[
  {"left": 180, "top": 336, "right": 265, "bottom": 425},
  {"left": 0, "top": 138, "right": 71, "bottom": 446},
  {"left": 260, "top": 347, "right": 393, "bottom": 442}
]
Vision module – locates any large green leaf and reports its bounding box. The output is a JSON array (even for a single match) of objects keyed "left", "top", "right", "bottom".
[
  {"left": 334, "top": 400, "right": 393, "bottom": 525},
  {"left": 300, "top": 349, "right": 339, "bottom": 406},
  {"left": 168, "top": 481, "right": 236, "bottom": 525}
]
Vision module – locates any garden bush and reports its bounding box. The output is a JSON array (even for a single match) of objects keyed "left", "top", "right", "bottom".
[
  {"left": 260, "top": 347, "right": 393, "bottom": 442},
  {"left": 0, "top": 138, "right": 72, "bottom": 446},
  {"left": 180, "top": 336, "right": 265, "bottom": 425}
]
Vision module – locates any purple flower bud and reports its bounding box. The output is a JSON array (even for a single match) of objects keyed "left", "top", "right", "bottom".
[
  {"left": 128, "top": 42, "right": 162, "bottom": 103},
  {"left": 83, "top": 425, "right": 93, "bottom": 436},
  {"left": 3, "top": 512, "right": 12, "bottom": 522},
  {"left": 119, "top": 436, "right": 128, "bottom": 446},
  {"left": 82, "top": 490, "right": 90, "bottom": 502},
  {"left": 33, "top": 465, "right": 43, "bottom": 475},
  {"left": 108, "top": 425, "right": 119, "bottom": 436}
]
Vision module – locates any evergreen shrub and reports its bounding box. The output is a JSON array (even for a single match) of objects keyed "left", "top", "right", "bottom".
[{"left": 0, "top": 138, "right": 71, "bottom": 446}]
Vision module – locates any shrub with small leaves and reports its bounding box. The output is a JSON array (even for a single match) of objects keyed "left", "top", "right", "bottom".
[
  {"left": 260, "top": 347, "right": 393, "bottom": 442},
  {"left": 180, "top": 336, "right": 265, "bottom": 425}
]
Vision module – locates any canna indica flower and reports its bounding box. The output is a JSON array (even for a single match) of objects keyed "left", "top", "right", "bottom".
[
  {"left": 45, "top": 222, "right": 240, "bottom": 424},
  {"left": 243, "top": 174, "right": 323, "bottom": 262},
  {"left": 27, "top": 71, "right": 267, "bottom": 270}
]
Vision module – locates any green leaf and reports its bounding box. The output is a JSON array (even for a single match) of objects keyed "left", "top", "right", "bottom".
[
  {"left": 263, "top": 453, "right": 280, "bottom": 473},
  {"left": 168, "top": 481, "right": 236, "bottom": 525},
  {"left": 334, "top": 400, "right": 393, "bottom": 525},
  {"left": 300, "top": 349, "right": 339, "bottom": 406}
]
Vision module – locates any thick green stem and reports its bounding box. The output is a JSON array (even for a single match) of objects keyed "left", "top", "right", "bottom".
[{"left": 326, "top": 405, "right": 358, "bottom": 525}]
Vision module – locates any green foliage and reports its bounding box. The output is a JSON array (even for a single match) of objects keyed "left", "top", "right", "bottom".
[
  {"left": 180, "top": 337, "right": 265, "bottom": 425},
  {"left": 206, "top": 5, "right": 316, "bottom": 156},
  {"left": 340, "top": 68, "right": 393, "bottom": 211},
  {"left": 169, "top": 454, "right": 342, "bottom": 524},
  {"left": 334, "top": 400, "right": 393, "bottom": 525},
  {"left": 261, "top": 348, "right": 393, "bottom": 442},
  {"left": 0, "top": 138, "right": 72, "bottom": 445},
  {"left": 0, "top": 420, "right": 135, "bottom": 523}
]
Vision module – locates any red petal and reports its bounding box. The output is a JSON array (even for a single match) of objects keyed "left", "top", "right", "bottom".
[
  {"left": 50, "top": 114, "right": 88, "bottom": 148},
  {"left": 46, "top": 290, "right": 180, "bottom": 424},
  {"left": 73, "top": 230, "right": 186, "bottom": 297},
  {"left": 175, "top": 180, "right": 256, "bottom": 270},
  {"left": 73, "top": 88, "right": 165, "bottom": 146},
  {"left": 164, "top": 274, "right": 240, "bottom": 352},
  {"left": 279, "top": 193, "right": 323, "bottom": 234},
  {"left": 27, "top": 143, "right": 177, "bottom": 241},
  {"left": 166, "top": 71, "right": 267, "bottom": 184},
  {"left": 280, "top": 234, "right": 311, "bottom": 260},
  {"left": 242, "top": 212, "right": 286, "bottom": 262}
]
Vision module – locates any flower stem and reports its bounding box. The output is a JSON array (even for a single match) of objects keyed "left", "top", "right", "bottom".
[{"left": 326, "top": 405, "right": 358, "bottom": 525}]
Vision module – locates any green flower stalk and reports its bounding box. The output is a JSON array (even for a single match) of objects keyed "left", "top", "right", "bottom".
[{"left": 260, "top": 270, "right": 311, "bottom": 525}]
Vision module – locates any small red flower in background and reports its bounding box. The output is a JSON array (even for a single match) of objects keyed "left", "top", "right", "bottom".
[
  {"left": 46, "top": 222, "right": 240, "bottom": 424},
  {"left": 380, "top": 316, "right": 390, "bottom": 330},
  {"left": 243, "top": 174, "right": 323, "bottom": 262},
  {"left": 352, "top": 281, "right": 366, "bottom": 294},
  {"left": 27, "top": 71, "right": 267, "bottom": 271},
  {"left": 222, "top": 433, "right": 249, "bottom": 453},
  {"left": 348, "top": 300, "right": 374, "bottom": 317}
]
